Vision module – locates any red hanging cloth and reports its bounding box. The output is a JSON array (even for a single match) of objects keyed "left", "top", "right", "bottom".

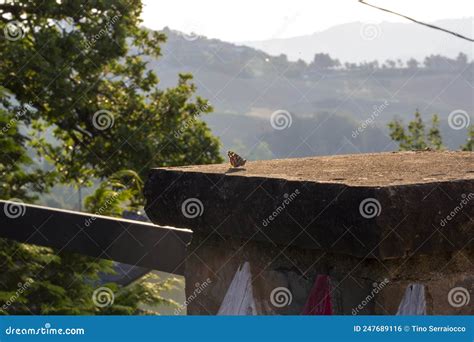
[{"left": 302, "top": 274, "right": 333, "bottom": 315}]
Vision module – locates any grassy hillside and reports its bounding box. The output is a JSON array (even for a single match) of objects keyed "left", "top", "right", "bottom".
[{"left": 147, "top": 28, "right": 473, "bottom": 157}]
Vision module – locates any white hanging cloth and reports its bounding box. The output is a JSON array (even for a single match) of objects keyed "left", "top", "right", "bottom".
[
  {"left": 396, "top": 283, "right": 426, "bottom": 315},
  {"left": 217, "top": 262, "right": 258, "bottom": 315}
]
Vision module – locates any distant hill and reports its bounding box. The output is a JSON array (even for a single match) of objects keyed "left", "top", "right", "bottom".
[
  {"left": 241, "top": 18, "right": 474, "bottom": 63},
  {"left": 143, "top": 26, "right": 473, "bottom": 159}
]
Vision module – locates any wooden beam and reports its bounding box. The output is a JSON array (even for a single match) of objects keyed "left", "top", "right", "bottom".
[{"left": 0, "top": 200, "right": 192, "bottom": 275}]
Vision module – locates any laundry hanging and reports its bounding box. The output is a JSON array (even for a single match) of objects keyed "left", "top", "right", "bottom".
[
  {"left": 217, "top": 262, "right": 258, "bottom": 315},
  {"left": 301, "top": 274, "right": 333, "bottom": 315},
  {"left": 396, "top": 283, "right": 426, "bottom": 315}
]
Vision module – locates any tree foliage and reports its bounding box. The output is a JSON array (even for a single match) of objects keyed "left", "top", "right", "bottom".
[
  {"left": 389, "top": 111, "right": 473, "bottom": 152},
  {"left": 461, "top": 126, "right": 473, "bottom": 151},
  {"left": 0, "top": 0, "right": 221, "bottom": 315},
  {"left": 388, "top": 110, "right": 444, "bottom": 151},
  {"left": 1, "top": 1, "right": 221, "bottom": 183},
  {"left": 310, "top": 53, "right": 340, "bottom": 70},
  {"left": 0, "top": 102, "right": 53, "bottom": 201}
]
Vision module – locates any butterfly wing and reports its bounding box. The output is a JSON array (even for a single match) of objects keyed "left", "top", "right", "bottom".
[
  {"left": 228, "top": 151, "right": 246, "bottom": 167},
  {"left": 228, "top": 151, "right": 238, "bottom": 167},
  {"left": 237, "top": 156, "right": 246, "bottom": 167}
]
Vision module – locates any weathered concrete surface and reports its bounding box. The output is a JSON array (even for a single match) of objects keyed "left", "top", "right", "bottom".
[
  {"left": 147, "top": 151, "right": 474, "bottom": 186},
  {"left": 182, "top": 235, "right": 473, "bottom": 315},
  {"left": 145, "top": 151, "right": 474, "bottom": 259}
]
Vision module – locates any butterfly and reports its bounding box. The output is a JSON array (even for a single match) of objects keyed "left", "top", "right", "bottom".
[{"left": 227, "top": 151, "right": 247, "bottom": 168}]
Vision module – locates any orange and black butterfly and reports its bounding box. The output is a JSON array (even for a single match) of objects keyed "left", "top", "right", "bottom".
[{"left": 227, "top": 151, "right": 246, "bottom": 168}]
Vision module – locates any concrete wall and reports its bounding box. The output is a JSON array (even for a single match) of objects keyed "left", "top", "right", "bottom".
[{"left": 184, "top": 234, "right": 473, "bottom": 315}]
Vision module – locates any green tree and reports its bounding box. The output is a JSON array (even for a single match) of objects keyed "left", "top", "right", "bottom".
[
  {"left": 82, "top": 171, "right": 183, "bottom": 315},
  {"left": 388, "top": 110, "right": 444, "bottom": 151},
  {"left": 427, "top": 114, "right": 443, "bottom": 150},
  {"left": 406, "top": 58, "right": 419, "bottom": 69},
  {"left": 0, "top": 101, "right": 53, "bottom": 201},
  {"left": 461, "top": 126, "right": 473, "bottom": 151},
  {"left": 0, "top": 0, "right": 221, "bottom": 314},
  {"left": 310, "top": 53, "right": 340, "bottom": 70}
]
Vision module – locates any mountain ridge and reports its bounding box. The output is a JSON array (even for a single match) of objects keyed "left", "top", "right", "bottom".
[
  {"left": 142, "top": 25, "right": 473, "bottom": 160},
  {"left": 239, "top": 18, "right": 474, "bottom": 63}
]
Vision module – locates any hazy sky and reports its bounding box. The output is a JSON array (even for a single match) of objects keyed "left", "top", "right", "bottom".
[{"left": 141, "top": 0, "right": 473, "bottom": 42}]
